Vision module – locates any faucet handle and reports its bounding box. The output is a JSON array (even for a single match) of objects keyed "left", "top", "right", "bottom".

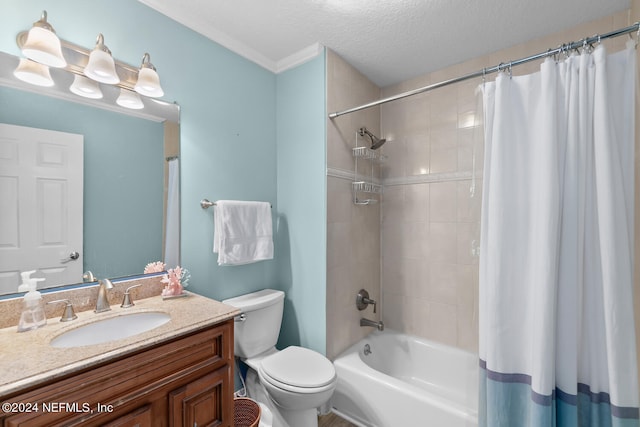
[
  {"left": 356, "top": 289, "right": 377, "bottom": 313},
  {"left": 121, "top": 284, "right": 142, "bottom": 308},
  {"left": 368, "top": 298, "right": 377, "bottom": 313},
  {"left": 47, "top": 299, "right": 78, "bottom": 322}
]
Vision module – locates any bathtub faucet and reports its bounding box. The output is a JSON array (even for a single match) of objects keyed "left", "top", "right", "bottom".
[{"left": 360, "top": 318, "right": 384, "bottom": 331}]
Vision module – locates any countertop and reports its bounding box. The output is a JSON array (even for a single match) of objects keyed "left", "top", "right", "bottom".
[{"left": 0, "top": 292, "right": 240, "bottom": 397}]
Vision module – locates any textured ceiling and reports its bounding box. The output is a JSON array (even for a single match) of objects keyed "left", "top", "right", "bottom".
[{"left": 138, "top": 0, "right": 630, "bottom": 88}]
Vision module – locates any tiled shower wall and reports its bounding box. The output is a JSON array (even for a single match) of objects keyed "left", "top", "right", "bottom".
[
  {"left": 379, "top": 73, "right": 482, "bottom": 351},
  {"left": 326, "top": 50, "right": 381, "bottom": 360},
  {"left": 326, "top": 10, "right": 633, "bottom": 359}
]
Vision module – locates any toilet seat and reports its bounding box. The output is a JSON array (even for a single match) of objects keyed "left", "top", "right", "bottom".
[{"left": 258, "top": 346, "right": 336, "bottom": 393}]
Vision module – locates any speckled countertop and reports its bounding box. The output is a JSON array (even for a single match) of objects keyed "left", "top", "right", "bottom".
[{"left": 0, "top": 292, "right": 240, "bottom": 397}]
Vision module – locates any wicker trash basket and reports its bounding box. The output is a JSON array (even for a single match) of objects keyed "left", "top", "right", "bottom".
[{"left": 234, "top": 397, "right": 261, "bottom": 427}]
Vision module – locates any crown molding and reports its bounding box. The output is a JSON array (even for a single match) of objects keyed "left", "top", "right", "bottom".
[{"left": 276, "top": 43, "right": 324, "bottom": 73}]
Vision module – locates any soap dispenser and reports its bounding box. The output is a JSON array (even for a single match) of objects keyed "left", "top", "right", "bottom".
[{"left": 17, "top": 270, "right": 46, "bottom": 332}]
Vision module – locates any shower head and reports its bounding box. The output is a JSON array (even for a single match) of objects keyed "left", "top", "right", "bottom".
[{"left": 359, "top": 127, "right": 386, "bottom": 150}]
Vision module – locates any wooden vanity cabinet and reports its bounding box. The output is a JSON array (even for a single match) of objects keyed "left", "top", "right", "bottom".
[{"left": 1, "top": 319, "right": 234, "bottom": 427}]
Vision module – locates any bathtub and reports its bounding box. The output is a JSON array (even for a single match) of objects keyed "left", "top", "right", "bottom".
[{"left": 331, "top": 330, "right": 478, "bottom": 427}]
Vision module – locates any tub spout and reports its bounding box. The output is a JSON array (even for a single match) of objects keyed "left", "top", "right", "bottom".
[{"left": 360, "top": 318, "right": 384, "bottom": 331}]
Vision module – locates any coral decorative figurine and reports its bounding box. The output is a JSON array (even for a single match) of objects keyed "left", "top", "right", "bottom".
[
  {"left": 161, "top": 266, "right": 190, "bottom": 298},
  {"left": 144, "top": 261, "right": 166, "bottom": 274}
]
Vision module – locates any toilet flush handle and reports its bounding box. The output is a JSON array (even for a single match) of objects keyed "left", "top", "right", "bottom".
[{"left": 235, "top": 313, "right": 247, "bottom": 322}]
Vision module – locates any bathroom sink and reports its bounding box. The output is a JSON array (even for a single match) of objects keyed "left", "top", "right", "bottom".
[{"left": 50, "top": 312, "right": 171, "bottom": 348}]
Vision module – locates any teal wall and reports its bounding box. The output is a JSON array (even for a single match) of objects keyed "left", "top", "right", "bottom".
[
  {"left": 0, "top": 86, "right": 163, "bottom": 280},
  {"left": 275, "top": 53, "right": 327, "bottom": 354},
  {"left": 0, "top": 0, "right": 327, "bottom": 354}
]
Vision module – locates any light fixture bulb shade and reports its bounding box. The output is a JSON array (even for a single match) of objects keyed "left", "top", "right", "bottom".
[
  {"left": 70, "top": 74, "right": 103, "bottom": 99},
  {"left": 134, "top": 67, "right": 164, "bottom": 98},
  {"left": 13, "top": 58, "right": 54, "bottom": 87},
  {"left": 21, "top": 12, "right": 66, "bottom": 68},
  {"left": 84, "top": 44, "right": 119, "bottom": 84},
  {"left": 116, "top": 89, "right": 144, "bottom": 109}
]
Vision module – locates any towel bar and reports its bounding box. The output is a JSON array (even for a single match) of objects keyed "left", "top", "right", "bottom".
[{"left": 200, "top": 199, "right": 272, "bottom": 209}]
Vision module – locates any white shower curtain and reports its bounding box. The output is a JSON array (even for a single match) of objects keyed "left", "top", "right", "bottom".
[
  {"left": 164, "top": 158, "right": 180, "bottom": 267},
  {"left": 479, "top": 40, "right": 639, "bottom": 427}
]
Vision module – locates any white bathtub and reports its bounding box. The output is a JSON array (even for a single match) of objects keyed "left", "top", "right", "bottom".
[{"left": 331, "top": 330, "right": 478, "bottom": 427}]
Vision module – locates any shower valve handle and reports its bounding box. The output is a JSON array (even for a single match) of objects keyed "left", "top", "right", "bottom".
[
  {"left": 366, "top": 297, "right": 377, "bottom": 314},
  {"left": 356, "top": 289, "right": 377, "bottom": 313}
]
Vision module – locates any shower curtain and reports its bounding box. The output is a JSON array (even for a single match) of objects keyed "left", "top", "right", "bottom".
[
  {"left": 479, "top": 40, "right": 639, "bottom": 427},
  {"left": 164, "top": 157, "right": 180, "bottom": 267}
]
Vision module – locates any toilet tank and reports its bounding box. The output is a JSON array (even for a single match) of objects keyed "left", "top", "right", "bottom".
[{"left": 222, "top": 289, "right": 285, "bottom": 358}]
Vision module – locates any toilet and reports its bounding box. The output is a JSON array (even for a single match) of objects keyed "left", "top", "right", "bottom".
[{"left": 223, "top": 289, "right": 337, "bottom": 427}]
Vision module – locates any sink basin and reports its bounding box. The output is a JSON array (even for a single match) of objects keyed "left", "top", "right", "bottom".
[{"left": 50, "top": 312, "right": 171, "bottom": 348}]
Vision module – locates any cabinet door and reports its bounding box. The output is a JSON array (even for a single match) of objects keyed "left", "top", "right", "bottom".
[
  {"left": 169, "top": 365, "right": 232, "bottom": 427},
  {"left": 101, "top": 405, "right": 152, "bottom": 427}
]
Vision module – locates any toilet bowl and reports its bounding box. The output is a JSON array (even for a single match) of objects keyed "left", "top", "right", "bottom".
[{"left": 223, "top": 289, "right": 337, "bottom": 427}]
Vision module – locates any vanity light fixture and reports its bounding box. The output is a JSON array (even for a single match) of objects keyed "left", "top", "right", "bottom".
[
  {"left": 116, "top": 88, "right": 144, "bottom": 109},
  {"left": 84, "top": 34, "right": 120, "bottom": 84},
  {"left": 14, "top": 11, "right": 166, "bottom": 110},
  {"left": 13, "top": 58, "right": 54, "bottom": 87},
  {"left": 134, "top": 53, "right": 164, "bottom": 98},
  {"left": 69, "top": 74, "right": 103, "bottom": 99},
  {"left": 19, "top": 11, "right": 66, "bottom": 68}
]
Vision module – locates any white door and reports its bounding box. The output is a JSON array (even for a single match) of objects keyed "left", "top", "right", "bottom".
[{"left": 0, "top": 123, "right": 83, "bottom": 294}]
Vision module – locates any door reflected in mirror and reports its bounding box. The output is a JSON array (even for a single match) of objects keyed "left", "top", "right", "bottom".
[
  {"left": 0, "top": 60, "right": 179, "bottom": 296},
  {"left": 0, "top": 123, "right": 84, "bottom": 292}
]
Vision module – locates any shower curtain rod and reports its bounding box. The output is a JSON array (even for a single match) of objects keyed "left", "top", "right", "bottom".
[{"left": 328, "top": 22, "right": 640, "bottom": 119}]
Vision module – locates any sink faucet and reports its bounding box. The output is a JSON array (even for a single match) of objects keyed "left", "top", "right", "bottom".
[
  {"left": 360, "top": 318, "right": 384, "bottom": 331},
  {"left": 83, "top": 270, "right": 96, "bottom": 282},
  {"left": 95, "top": 279, "right": 114, "bottom": 313}
]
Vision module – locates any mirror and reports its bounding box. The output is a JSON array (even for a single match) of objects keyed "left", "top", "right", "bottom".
[{"left": 0, "top": 51, "right": 180, "bottom": 296}]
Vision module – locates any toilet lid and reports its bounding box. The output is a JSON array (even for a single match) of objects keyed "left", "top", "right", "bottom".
[{"left": 260, "top": 346, "right": 336, "bottom": 388}]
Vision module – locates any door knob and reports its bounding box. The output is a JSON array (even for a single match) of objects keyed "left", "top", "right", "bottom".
[{"left": 60, "top": 251, "right": 80, "bottom": 263}]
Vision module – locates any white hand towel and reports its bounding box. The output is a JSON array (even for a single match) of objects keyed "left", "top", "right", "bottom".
[{"left": 213, "top": 200, "right": 273, "bottom": 265}]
